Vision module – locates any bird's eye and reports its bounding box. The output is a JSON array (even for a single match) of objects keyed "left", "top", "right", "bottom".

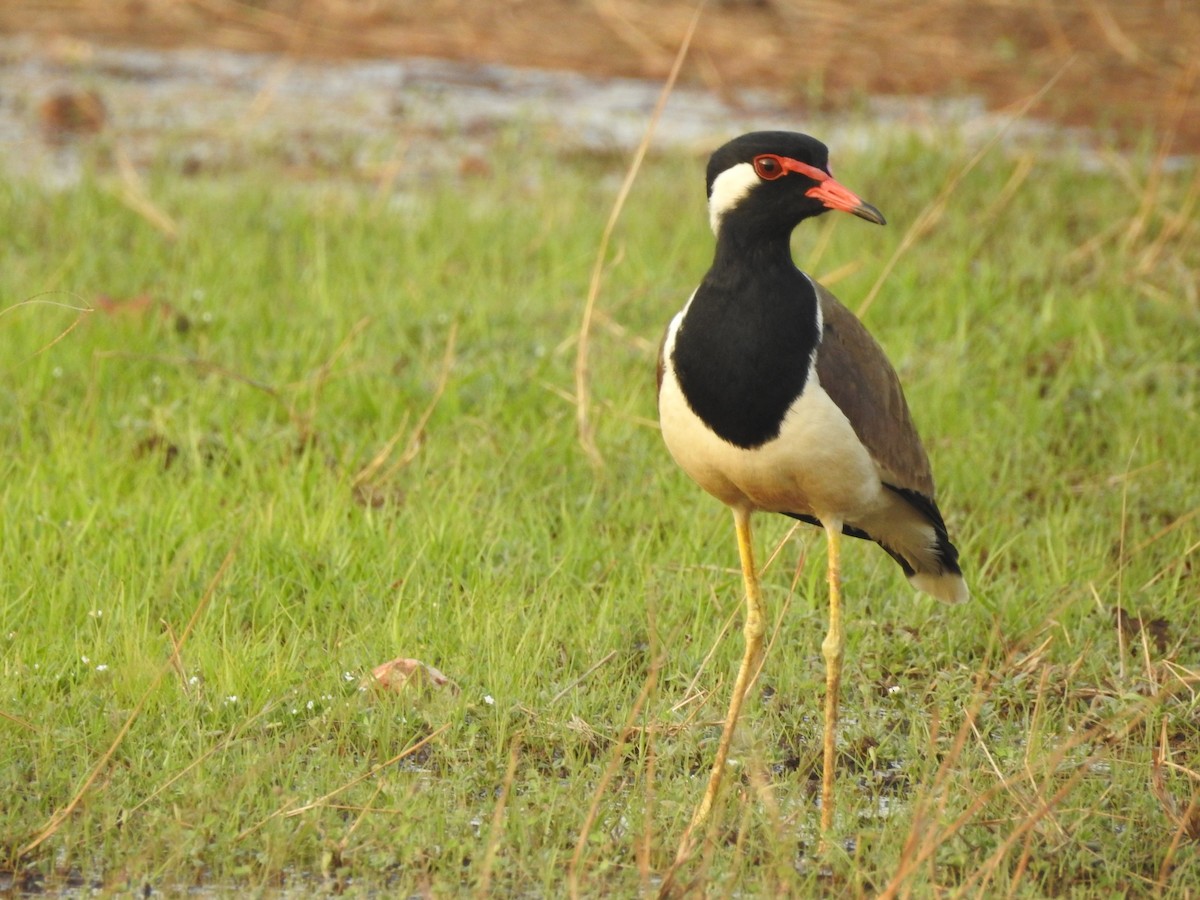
[{"left": 753, "top": 155, "right": 787, "bottom": 180}]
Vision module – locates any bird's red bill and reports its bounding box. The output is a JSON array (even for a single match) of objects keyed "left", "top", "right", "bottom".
[
  {"left": 805, "top": 178, "right": 867, "bottom": 214},
  {"left": 754, "top": 153, "right": 886, "bottom": 224},
  {"left": 806, "top": 178, "right": 887, "bottom": 225}
]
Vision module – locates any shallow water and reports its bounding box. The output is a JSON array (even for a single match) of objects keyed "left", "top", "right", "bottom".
[{"left": 0, "top": 34, "right": 1094, "bottom": 190}]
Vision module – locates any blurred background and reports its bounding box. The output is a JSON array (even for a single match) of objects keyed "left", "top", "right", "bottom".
[{"left": 3, "top": 0, "right": 1197, "bottom": 167}]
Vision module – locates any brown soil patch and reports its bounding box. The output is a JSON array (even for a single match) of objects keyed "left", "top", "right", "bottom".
[{"left": 3, "top": 0, "right": 1198, "bottom": 152}]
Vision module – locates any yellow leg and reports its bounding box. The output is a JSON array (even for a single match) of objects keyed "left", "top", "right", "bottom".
[
  {"left": 820, "top": 520, "right": 845, "bottom": 837},
  {"left": 674, "top": 506, "right": 766, "bottom": 861}
]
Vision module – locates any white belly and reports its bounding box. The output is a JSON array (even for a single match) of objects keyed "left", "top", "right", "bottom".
[{"left": 659, "top": 360, "right": 883, "bottom": 522}]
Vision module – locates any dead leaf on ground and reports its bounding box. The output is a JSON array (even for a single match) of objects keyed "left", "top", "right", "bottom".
[
  {"left": 351, "top": 481, "right": 407, "bottom": 509},
  {"left": 1152, "top": 737, "right": 1200, "bottom": 842},
  {"left": 39, "top": 89, "right": 106, "bottom": 139},
  {"left": 94, "top": 293, "right": 155, "bottom": 315},
  {"left": 93, "top": 293, "right": 190, "bottom": 331},
  {"left": 1114, "top": 606, "right": 1171, "bottom": 654},
  {"left": 133, "top": 433, "right": 180, "bottom": 470},
  {"left": 363, "top": 657, "right": 460, "bottom": 696}
]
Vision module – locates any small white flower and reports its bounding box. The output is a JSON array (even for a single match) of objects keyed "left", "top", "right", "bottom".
[
  {"left": 188, "top": 675, "right": 200, "bottom": 685},
  {"left": 88, "top": 610, "right": 102, "bottom": 618},
  {"left": 343, "top": 671, "right": 356, "bottom": 682},
  {"left": 887, "top": 685, "right": 902, "bottom": 695},
  {"left": 306, "top": 700, "right": 314, "bottom": 710},
  {"left": 225, "top": 695, "right": 238, "bottom": 704},
  {"left": 95, "top": 664, "right": 109, "bottom": 672},
  {"left": 483, "top": 695, "right": 495, "bottom": 706},
  {"left": 81, "top": 655, "right": 90, "bottom": 664}
]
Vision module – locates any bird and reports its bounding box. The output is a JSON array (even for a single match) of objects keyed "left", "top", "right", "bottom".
[{"left": 657, "top": 131, "right": 967, "bottom": 853}]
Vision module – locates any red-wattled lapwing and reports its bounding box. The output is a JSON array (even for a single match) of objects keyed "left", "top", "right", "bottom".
[{"left": 658, "top": 131, "right": 967, "bottom": 846}]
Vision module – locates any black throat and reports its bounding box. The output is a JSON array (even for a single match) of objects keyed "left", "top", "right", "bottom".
[{"left": 671, "top": 232, "right": 821, "bottom": 449}]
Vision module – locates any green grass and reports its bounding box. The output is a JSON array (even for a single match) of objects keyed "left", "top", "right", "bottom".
[{"left": 2, "top": 128, "right": 1198, "bottom": 896}]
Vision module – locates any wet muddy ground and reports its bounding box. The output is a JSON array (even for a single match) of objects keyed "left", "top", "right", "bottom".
[
  {"left": 3, "top": 1, "right": 1198, "bottom": 153},
  {"left": 0, "top": 34, "right": 1117, "bottom": 191},
  {"left": 2, "top": 0, "right": 1200, "bottom": 160},
  {"left": 4, "top": 1, "right": 1196, "bottom": 188}
]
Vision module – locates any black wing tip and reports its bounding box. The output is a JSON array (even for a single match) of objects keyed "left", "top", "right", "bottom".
[
  {"left": 783, "top": 489, "right": 966, "bottom": 583},
  {"left": 882, "top": 484, "right": 965, "bottom": 578}
]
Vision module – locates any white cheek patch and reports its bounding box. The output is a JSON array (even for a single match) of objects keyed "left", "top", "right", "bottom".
[{"left": 708, "top": 162, "right": 759, "bottom": 234}]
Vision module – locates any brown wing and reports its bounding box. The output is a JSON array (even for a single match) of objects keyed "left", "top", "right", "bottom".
[{"left": 813, "top": 281, "right": 935, "bottom": 497}]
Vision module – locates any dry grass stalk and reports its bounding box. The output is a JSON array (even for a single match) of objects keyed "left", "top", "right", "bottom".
[
  {"left": 573, "top": 0, "right": 706, "bottom": 470},
  {"left": 856, "top": 56, "right": 1075, "bottom": 320},
  {"left": 116, "top": 147, "right": 179, "bottom": 239},
  {"left": 1129, "top": 60, "right": 1199, "bottom": 277},
  {"left": 98, "top": 349, "right": 315, "bottom": 440},
  {"left": 21, "top": 543, "right": 237, "bottom": 857},
  {"left": 302, "top": 314, "right": 372, "bottom": 424},
  {"left": 0, "top": 709, "right": 38, "bottom": 733},
  {"left": 882, "top": 641, "right": 1200, "bottom": 898},
  {"left": 353, "top": 320, "right": 458, "bottom": 490},
  {"left": 1152, "top": 718, "right": 1200, "bottom": 841},
  {"left": 234, "top": 722, "right": 451, "bottom": 841},
  {"left": 638, "top": 726, "right": 658, "bottom": 893},
  {"left": 568, "top": 654, "right": 663, "bottom": 900},
  {"left": 124, "top": 700, "right": 280, "bottom": 817},
  {"left": 549, "top": 649, "right": 619, "bottom": 706},
  {"left": 0, "top": 293, "right": 94, "bottom": 357},
  {"left": 591, "top": 0, "right": 670, "bottom": 64},
  {"left": 475, "top": 733, "right": 523, "bottom": 898}
]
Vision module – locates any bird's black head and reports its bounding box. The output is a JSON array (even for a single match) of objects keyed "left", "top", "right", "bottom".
[{"left": 705, "top": 131, "right": 885, "bottom": 239}]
